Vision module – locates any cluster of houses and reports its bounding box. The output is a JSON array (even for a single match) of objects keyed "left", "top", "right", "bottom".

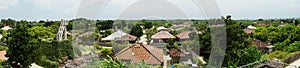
[
  {"left": 99, "top": 23, "right": 205, "bottom": 67},
  {"left": 104, "top": 22, "right": 288, "bottom": 66},
  {"left": 243, "top": 25, "right": 274, "bottom": 53}
]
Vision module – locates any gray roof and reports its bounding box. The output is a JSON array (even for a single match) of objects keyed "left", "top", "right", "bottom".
[{"left": 102, "top": 30, "right": 137, "bottom": 41}]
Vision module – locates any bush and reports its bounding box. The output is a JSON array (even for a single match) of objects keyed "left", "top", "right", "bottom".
[
  {"left": 100, "top": 48, "right": 113, "bottom": 58},
  {"left": 273, "top": 39, "right": 291, "bottom": 51},
  {"left": 288, "top": 41, "right": 300, "bottom": 52},
  {"left": 265, "top": 51, "right": 288, "bottom": 59},
  {"left": 0, "top": 46, "right": 7, "bottom": 51},
  {"left": 173, "top": 63, "right": 190, "bottom": 68},
  {"left": 0, "top": 60, "right": 6, "bottom": 68},
  {"left": 94, "top": 43, "right": 102, "bottom": 50},
  {"left": 36, "top": 56, "right": 59, "bottom": 68}
]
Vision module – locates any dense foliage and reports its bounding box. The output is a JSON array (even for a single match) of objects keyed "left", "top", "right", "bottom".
[
  {"left": 1, "top": 17, "right": 300, "bottom": 67},
  {"left": 4, "top": 20, "right": 75, "bottom": 68}
]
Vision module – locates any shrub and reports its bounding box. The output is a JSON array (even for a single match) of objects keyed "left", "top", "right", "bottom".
[
  {"left": 173, "top": 63, "right": 190, "bottom": 68},
  {"left": 36, "top": 56, "right": 59, "bottom": 68},
  {"left": 0, "top": 46, "right": 7, "bottom": 51},
  {"left": 94, "top": 43, "right": 102, "bottom": 50},
  {"left": 288, "top": 41, "right": 300, "bottom": 52},
  {"left": 265, "top": 51, "right": 288, "bottom": 59},
  {"left": 100, "top": 48, "right": 113, "bottom": 58}
]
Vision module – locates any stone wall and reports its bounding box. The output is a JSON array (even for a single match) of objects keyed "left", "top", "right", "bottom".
[{"left": 284, "top": 52, "right": 300, "bottom": 63}]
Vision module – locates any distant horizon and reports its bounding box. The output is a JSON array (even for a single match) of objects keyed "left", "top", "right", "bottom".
[{"left": 1, "top": 17, "right": 300, "bottom": 21}]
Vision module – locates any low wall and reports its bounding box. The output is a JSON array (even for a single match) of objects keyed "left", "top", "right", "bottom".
[{"left": 284, "top": 52, "right": 300, "bottom": 63}]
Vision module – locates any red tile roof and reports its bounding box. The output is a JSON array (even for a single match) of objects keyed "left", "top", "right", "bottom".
[
  {"left": 176, "top": 31, "right": 191, "bottom": 39},
  {"left": 151, "top": 31, "right": 175, "bottom": 39},
  {"left": 251, "top": 40, "right": 271, "bottom": 51},
  {"left": 243, "top": 28, "right": 255, "bottom": 34},
  {"left": 169, "top": 48, "right": 186, "bottom": 57},
  {"left": 114, "top": 43, "right": 164, "bottom": 65},
  {"left": 256, "top": 22, "right": 269, "bottom": 26}
]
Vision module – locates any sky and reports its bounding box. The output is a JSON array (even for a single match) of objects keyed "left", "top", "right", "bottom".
[{"left": 0, "top": 0, "right": 300, "bottom": 21}]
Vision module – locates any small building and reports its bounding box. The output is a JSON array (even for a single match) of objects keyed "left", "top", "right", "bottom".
[
  {"left": 182, "top": 22, "right": 192, "bottom": 27},
  {"left": 114, "top": 43, "right": 164, "bottom": 66},
  {"left": 243, "top": 25, "right": 256, "bottom": 34},
  {"left": 255, "top": 22, "right": 269, "bottom": 27},
  {"left": 102, "top": 30, "right": 137, "bottom": 43},
  {"left": 171, "top": 24, "right": 183, "bottom": 30},
  {"left": 156, "top": 26, "right": 168, "bottom": 31},
  {"left": 251, "top": 40, "right": 273, "bottom": 53},
  {"left": 1, "top": 26, "right": 12, "bottom": 30},
  {"left": 151, "top": 31, "right": 175, "bottom": 43},
  {"left": 169, "top": 48, "right": 189, "bottom": 64},
  {"left": 176, "top": 31, "right": 191, "bottom": 41}
]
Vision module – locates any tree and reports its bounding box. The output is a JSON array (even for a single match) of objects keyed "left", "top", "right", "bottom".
[
  {"left": 287, "top": 41, "right": 300, "bottom": 52},
  {"left": 28, "top": 26, "right": 56, "bottom": 40},
  {"left": 130, "top": 25, "right": 143, "bottom": 38},
  {"left": 144, "top": 22, "right": 153, "bottom": 29},
  {"left": 273, "top": 39, "right": 291, "bottom": 51},
  {"left": 195, "top": 22, "right": 208, "bottom": 30},
  {"left": 291, "top": 26, "right": 300, "bottom": 42},
  {"left": 6, "top": 24, "right": 36, "bottom": 67},
  {"left": 222, "top": 15, "right": 258, "bottom": 67},
  {"left": 198, "top": 31, "right": 211, "bottom": 56},
  {"left": 43, "top": 21, "right": 55, "bottom": 27},
  {"left": 96, "top": 20, "right": 114, "bottom": 30},
  {"left": 1, "top": 18, "right": 15, "bottom": 27},
  {"left": 257, "top": 19, "right": 264, "bottom": 21},
  {"left": 237, "top": 46, "right": 262, "bottom": 66}
]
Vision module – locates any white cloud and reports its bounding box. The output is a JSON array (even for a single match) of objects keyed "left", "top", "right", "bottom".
[{"left": 0, "top": 0, "right": 18, "bottom": 10}]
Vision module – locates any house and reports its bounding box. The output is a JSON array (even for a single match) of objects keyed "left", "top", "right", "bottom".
[
  {"left": 255, "top": 22, "right": 269, "bottom": 27},
  {"left": 156, "top": 26, "right": 168, "bottom": 31},
  {"left": 170, "top": 22, "right": 191, "bottom": 30},
  {"left": 243, "top": 25, "right": 256, "bottom": 34},
  {"left": 151, "top": 31, "right": 175, "bottom": 43},
  {"left": 171, "top": 24, "right": 183, "bottom": 30},
  {"left": 182, "top": 22, "right": 192, "bottom": 27},
  {"left": 1, "top": 26, "right": 12, "bottom": 30},
  {"left": 251, "top": 40, "right": 273, "bottom": 53},
  {"left": 102, "top": 30, "right": 137, "bottom": 43},
  {"left": 168, "top": 48, "right": 189, "bottom": 64},
  {"left": 114, "top": 43, "right": 164, "bottom": 66},
  {"left": 176, "top": 31, "right": 191, "bottom": 41}
]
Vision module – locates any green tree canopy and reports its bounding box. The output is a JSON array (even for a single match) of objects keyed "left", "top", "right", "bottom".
[
  {"left": 6, "top": 24, "right": 35, "bottom": 67},
  {"left": 28, "top": 26, "right": 56, "bottom": 40},
  {"left": 96, "top": 20, "right": 114, "bottom": 30},
  {"left": 130, "top": 25, "right": 143, "bottom": 38}
]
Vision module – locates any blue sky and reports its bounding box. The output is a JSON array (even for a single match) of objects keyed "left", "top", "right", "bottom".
[{"left": 0, "top": 0, "right": 300, "bottom": 21}]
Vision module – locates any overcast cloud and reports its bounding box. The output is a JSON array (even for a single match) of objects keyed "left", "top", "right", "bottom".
[{"left": 0, "top": 0, "right": 299, "bottom": 21}]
